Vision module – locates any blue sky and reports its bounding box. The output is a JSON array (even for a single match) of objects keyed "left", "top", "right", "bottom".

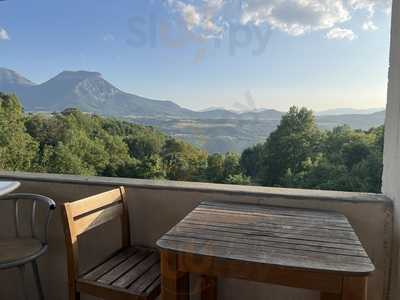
[{"left": 0, "top": 0, "right": 392, "bottom": 111}]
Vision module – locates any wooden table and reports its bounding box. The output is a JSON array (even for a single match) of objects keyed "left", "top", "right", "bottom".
[
  {"left": 157, "top": 201, "right": 375, "bottom": 300},
  {"left": 0, "top": 181, "right": 20, "bottom": 197}
]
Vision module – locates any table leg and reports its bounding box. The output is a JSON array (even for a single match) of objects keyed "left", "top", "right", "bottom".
[
  {"left": 201, "top": 275, "right": 217, "bottom": 300},
  {"left": 341, "top": 277, "right": 368, "bottom": 300},
  {"left": 161, "top": 250, "right": 190, "bottom": 300}
]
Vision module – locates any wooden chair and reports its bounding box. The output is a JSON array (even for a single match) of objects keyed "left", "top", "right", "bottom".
[{"left": 61, "top": 187, "right": 160, "bottom": 300}]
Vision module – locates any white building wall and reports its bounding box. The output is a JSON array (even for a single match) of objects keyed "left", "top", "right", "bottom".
[{"left": 382, "top": 0, "right": 400, "bottom": 298}]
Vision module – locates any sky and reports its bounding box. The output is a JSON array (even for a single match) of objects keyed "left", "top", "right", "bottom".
[{"left": 0, "top": 0, "right": 392, "bottom": 112}]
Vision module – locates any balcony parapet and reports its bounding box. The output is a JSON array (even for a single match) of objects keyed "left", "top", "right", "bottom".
[{"left": 0, "top": 171, "right": 393, "bottom": 300}]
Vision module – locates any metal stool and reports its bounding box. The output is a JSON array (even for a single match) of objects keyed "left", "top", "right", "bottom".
[{"left": 0, "top": 193, "right": 56, "bottom": 300}]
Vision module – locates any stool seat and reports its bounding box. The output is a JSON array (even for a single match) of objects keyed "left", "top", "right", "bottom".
[
  {"left": 0, "top": 238, "right": 45, "bottom": 267},
  {"left": 0, "top": 193, "right": 56, "bottom": 300}
]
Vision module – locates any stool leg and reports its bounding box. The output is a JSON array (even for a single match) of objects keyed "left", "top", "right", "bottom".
[
  {"left": 32, "top": 260, "right": 45, "bottom": 300},
  {"left": 18, "top": 265, "right": 28, "bottom": 300}
]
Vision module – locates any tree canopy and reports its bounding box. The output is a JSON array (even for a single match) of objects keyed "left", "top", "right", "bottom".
[
  {"left": 242, "top": 106, "right": 383, "bottom": 193},
  {"left": 0, "top": 95, "right": 383, "bottom": 193},
  {"left": 0, "top": 93, "right": 38, "bottom": 171}
]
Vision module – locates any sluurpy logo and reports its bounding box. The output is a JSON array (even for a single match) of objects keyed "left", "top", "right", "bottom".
[{"left": 126, "top": 0, "right": 273, "bottom": 63}]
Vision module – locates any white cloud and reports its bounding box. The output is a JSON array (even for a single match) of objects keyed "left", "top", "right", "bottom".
[
  {"left": 348, "top": 0, "right": 391, "bottom": 17},
  {"left": 177, "top": 2, "right": 202, "bottom": 29},
  {"left": 326, "top": 27, "right": 357, "bottom": 39},
  {"left": 167, "top": 0, "right": 224, "bottom": 38},
  {"left": 204, "top": 0, "right": 225, "bottom": 14},
  {"left": 241, "top": 0, "right": 351, "bottom": 36},
  {"left": 165, "top": 0, "right": 390, "bottom": 39},
  {"left": 0, "top": 28, "right": 9, "bottom": 40},
  {"left": 362, "top": 20, "right": 378, "bottom": 30}
]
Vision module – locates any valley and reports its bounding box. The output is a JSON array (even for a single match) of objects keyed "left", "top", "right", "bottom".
[
  {"left": 0, "top": 67, "right": 386, "bottom": 153},
  {"left": 128, "top": 111, "right": 385, "bottom": 153}
]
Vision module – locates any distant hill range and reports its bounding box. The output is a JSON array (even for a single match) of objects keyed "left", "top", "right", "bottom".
[
  {"left": 317, "top": 111, "right": 385, "bottom": 130},
  {"left": 0, "top": 67, "right": 386, "bottom": 153},
  {"left": 0, "top": 68, "right": 36, "bottom": 91},
  {"left": 316, "top": 107, "right": 385, "bottom": 116},
  {"left": 0, "top": 68, "right": 195, "bottom": 117},
  {"left": 0, "top": 67, "right": 281, "bottom": 120}
]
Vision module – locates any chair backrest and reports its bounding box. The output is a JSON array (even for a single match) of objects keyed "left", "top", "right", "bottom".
[
  {"left": 0, "top": 193, "right": 56, "bottom": 244},
  {"left": 61, "top": 187, "right": 130, "bottom": 281}
]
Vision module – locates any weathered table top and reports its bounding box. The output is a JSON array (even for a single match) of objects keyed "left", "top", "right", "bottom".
[
  {"left": 0, "top": 181, "right": 20, "bottom": 197},
  {"left": 157, "top": 201, "right": 375, "bottom": 275}
]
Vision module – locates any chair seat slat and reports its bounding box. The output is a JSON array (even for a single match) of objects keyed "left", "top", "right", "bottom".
[
  {"left": 83, "top": 248, "right": 137, "bottom": 281},
  {"left": 77, "top": 247, "right": 161, "bottom": 299}
]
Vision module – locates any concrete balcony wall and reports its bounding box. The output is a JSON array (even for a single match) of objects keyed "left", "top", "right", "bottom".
[{"left": 0, "top": 171, "right": 393, "bottom": 300}]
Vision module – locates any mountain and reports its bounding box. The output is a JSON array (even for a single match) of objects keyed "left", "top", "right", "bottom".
[
  {"left": 0, "top": 67, "right": 381, "bottom": 124},
  {"left": 189, "top": 108, "right": 283, "bottom": 120},
  {"left": 0, "top": 67, "right": 36, "bottom": 92},
  {"left": 0, "top": 68, "right": 285, "bottom": 120},
  {"left": 316, "top": 110, "right": 385, "bottom": 130},
  {"left": 0, "top": 69, "right": 192, "bottom": 117},
  {"left": 0, "top": 68, "right": 283, "bottom": 120},
  {"left": 199, "top": 106, "right": 230, "bottom": 112},
  {"left": 239, "top": 109, "right": 283, "bottom": 120},
  {"left": 0, "top": 67, "right": 386, "bottom": 153},
  {"left": 317, "top": 107, "right": 385, "bottom": 116},
  {"left": 195, "top": 108, "right": 239, "bottom": 119}
]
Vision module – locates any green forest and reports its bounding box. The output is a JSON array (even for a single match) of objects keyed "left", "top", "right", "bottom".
[{"left": 0, "top": 93, "right": 383, "bottom": 193}]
